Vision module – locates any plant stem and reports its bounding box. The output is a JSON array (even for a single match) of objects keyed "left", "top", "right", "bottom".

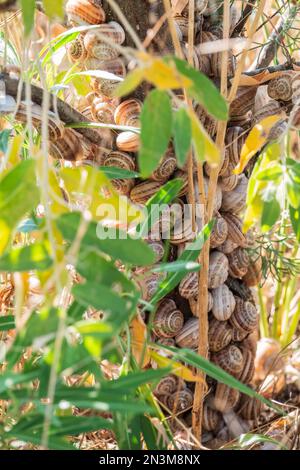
[{"left": 258, "top": 286, "right": 269, "bottom": 337}]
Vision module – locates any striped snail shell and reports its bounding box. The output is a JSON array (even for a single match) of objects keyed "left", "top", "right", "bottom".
[
  {"left": 217, "top": 237, "right": 238, "bottom": 255},
  {"left": 221, "top": 212, "right": 248, "bottom": 248},
  {"left": 219, "top": 174, "right": 239, "bottom": 192},
  {"left": 67, "top": 35, "right": 88, "bottom": 62},
  {"left": 116, "top": 131, "right": 140, "bottom": 153},
  {"left": 151, "top": 151, "right": 177, "bottom": 183},
  {"left": 202, "top": 403, "right": 222, "bottom": 432},
  {"left": 66, "top": 0, "right": 106, "bottom": 26},
  {"left": 154, "top": 375, "right": 179, "bottom": 397},
  {"left": 208, "top": 318, "right": 233, "bottom": 352},
  {"left": 238, "top": 348, "right": 255, "bottom": 384},
  {"left": 145, "top": 239, "right": 165, "bottom": 263},
  {"left": 230, "top": 87, "right": 258, "bottom": 118},
  {"left": 174, "top": 15, "right": 189, "bottom": 39},
  {"left": 136, "top": 272, "right": 165, "bottom": 302},
  {"left": 179, "top": 272, "right": 198, "bottom": 299},
  {"left": 232, "top": 328, "right": 248, "bottom": 342},
  {"left": 211, "top": 344, "right": 244, "bottom": 378},
  {"left": 90, "top": 58, "right": 126, "bottom": 96},
  {"left": 223, "top": 127, "right": 246, "bottom": 177},
  {"left": 189, "top": 291, "right": 213, "bottom": 316},
  {"left": 225, "top": 277, "right": 254, "bottom": 304},
  {"left": 204, "top": 178, "right": 222, "bottom": 213},
  {"left": 114, "top": 99, "right": 142, "bottom": 127},
  {"left": 221, "top": 174, "right": 248, "bottom": 214},
  {"left": 210, "top": 215, "right": 228, "bottom": 249},
  {"left": 173, "top": 170, "right": 189, "bottom": 196},
  {"left": 267, "top": 72, "right": 295, "bottom": 102},
  {"left": 229, "top": 297, "right": 258, "bottom": 333},
  {"left": 211, "top": 50, "right": 236, "bottom": 78},
  {"left": 211, "top": 284, "right": 236, "bottom": 321},
  {"left": 238, "top": 394, "right": 264, "bottom": 421},
  {"left": 91, "top": 96, "right": 119, "bottom": 123},
  {"left": 227, "top": 247, "right": 250, "bottom": 279},
  {"left": 153, "top": 304, "right": 184, "bottom": 338},
  {"left": 243, "top": 256, "right": 262, "bottom": 287},
  {"left": 195, "top": 104, "right": 217, "bottom": 137},
  {"left": 182, "top": 45, "right": 200, "bottom": 70},
  {"left": 268, "top": 119, "right": 288, "bottom": 142},
  {"left": 49, "top": 129, "right": 83, "bottom": 161},
  {"left": 130, "top": 180, "right": 161, "bottom": 205},
  {"left": 175, "top": 317, "right": 199, "bottom": 350},
  {"left": 252, "top": 100, "right": 282, "bottom": 124},
  {"left": 167, "top": 388, "right": 194, "bottom": 413},
  {"left": 84, "top": 22, "right": 125, "bottom": 60},
  {"left": 212, "top": 383, "right": 240, "bottom": 413},
  {"left": 101, "top": 151, "right": 136, "bottom": 195},
  {"left": 208, "top": 251, "right": 229, "bottom": 289}
]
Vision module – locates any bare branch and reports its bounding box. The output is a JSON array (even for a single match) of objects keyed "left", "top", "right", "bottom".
[{"left": 231, "top": 0, "right": 257, "bottom": 37}]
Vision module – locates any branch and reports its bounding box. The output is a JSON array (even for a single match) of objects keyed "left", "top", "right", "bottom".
[
  {"left": 243, "top": 60, "right": 300, "bottom": 77},
  {"left": 231, "top": 0, "right": 257, "bottom": 37},
  {"left": 1, "top": 73, "right": 103, "bottom": 145}
]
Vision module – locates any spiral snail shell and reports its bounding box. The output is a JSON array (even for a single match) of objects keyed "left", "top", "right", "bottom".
[
  {"left": 189, "top": 291, "right": 213, "bottom": 316},
  {"left": 238, "top": 348, "right": 255, "bottom": 384},
  {"left": 84, "top": 22, "right": 125, "bottom": 60},
  {"left": 229, "top": 297, "right": 258, "bottom": 333},
  {"left": 222, "top": 213, "right": 248, "bottom": 248},
  {"left": 179, "top": 272, "right": 198, "bottom": 299},
  {"left": 238, "top": 394, "right": 264, "bottom": 421},
  {"left": 151, "top": 152, "right": 177, "bottom": 183},
  {"left": 175, "top": 317, "right": 199, "bottom": 349},
  {"left": 227, "top": 247, "right": 250, "bottom": 279},
  {"left": 154, "top": 374, "right": 179, "bottom": 397},
  {"left": 167, "top": 388, "right": 194, "bottom": 413},
  {"left": 211, "top": 284, "right": 236, "bottom": 321},
  {"left": 66, "top": 0, "right": 106, "bottom": 26},
  {"left": 221, "top": 174, "right": 248, "bottom": 214},
  {"left": 230, "top": 87, "right": 257, "bottom": 118},
  {"left": 136, "top": 272, "right": 165, "bottom": 302},
  {"left": 114, "top": 99, "right": 142, "bottom": 127},
  {"left": 208, "top": 318, "right": 233, "bottom": 352},
  {"left": 146, "top": 239, "right": 165, "bottom": 263},
  {"left": 267, "top": 72, "right": 295, "bottom": 102},
  {"left": 101, "top": 151, "right": 136, "bottom": 195},
  {"left": 202, "top": 403, "right": 223, "bottom": 432},
  {"left": 153, "top": 305, "right": 184, "bottom": 338},
  {"left": 210, "top": 215, "right": 228, "bottom": 249},
  {"left": 208, "top": 251, "right": 229, "bottom": 289},
  {"left": 67, "top": 35, "right": 88, "bottom": 62},
  {"left": 91, "top": 96, "right": 119, "bottom": 123},
  {"left": 211, "top": 344, "right": 244, "bottom": 378},
  {"left": 219, "top": 174, "right": 239, "bottom": 192},
  {"left": 90, "top": 58, "right": 126, "bottom": 96},
  {"left": 212, "top": 383, "right": 240, "bottom": 413},
  {"left": 49, "top": 129, "right": 83, "bottom": 161},
  {"left": 130, "top": 180, "right": 161, "bottom": 204},
  {"left": 116, "top": 131, "right": 140, "bottom": 153}
]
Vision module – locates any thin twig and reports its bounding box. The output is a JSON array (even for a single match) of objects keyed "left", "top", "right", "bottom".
[{"left": 231, "top": 0, "right": 257, "bottom": 37}]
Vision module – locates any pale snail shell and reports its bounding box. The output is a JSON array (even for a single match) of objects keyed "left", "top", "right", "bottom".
[
  {"left": 179, "top": 272, "right": 198, "bottom": 299},
  {"left": 212, "top": 383, "right": 240, "bottom": 413},
  {"left": 229, "top": 297, "right": 258, "bottom": 333},
  {"left": 211, "top": 284, "right": 236, "bottom": 321},
  {"left": 101, "top": 151, "right": 136, "bottom": 195},
  {"left": 154, "top": 374, "right": 179, "bottom": 397},
  {"left": 210, "top": 215, "right": 228, "bottom": 249},
  {"left": 254, "top": 338, "right": 283, "bottom": 381},
  {"left": 167, "top": 388, "right": 194, "bottom": 413},
  {"left": 145, "top": 239, "right": 165, "bottom": 263},
  {"left": 223, "top": 127, "right": 246, "bottom": 177},
  {"left": 49, "top": 129, "right": 83, "bottom": 161},
  {"left": 66, "top": 0, "right": 106, "bottom": 26},
  {"left": 202, "top": 403, "right": 222, "bottom": 432},
  {"left": 227, "top": 247, "right": 250, "bottom": 279},
  {"left": 208, "top": 318, "right": 233, "bottom": 352},
  {"left": 67, "top": 35, "right": 88, "bottom": 62},
  {"left": 90, "top": 58, "right": 126, "bottom": 97},
  {"left": 221, "top": 174, "right": 248, "bottom": 214},
  {"left": 238, "top": 394, "right": 264, "bottom": 421},
  {"left": 221, "top": 212, "right": 248, "bottom": 248},
  {"left": 151, "top": 152, "right": 177, "bottom": 183},
  {"left": 219, "top": 174, "right": 239, "bottom": 192},
  {"left": 238, "top": 348, "right": 255, "bottom": 384},
  {"left": 91, "top": 96, "right": 119, "bottom": 123},
  {"left": 211, "top": 344, "right": 244, "bottom": 378},
  {"left": 217, "top": 237, "right": 238, "bottom": 255},
  {"left": 252, "top": 100, "right": 282, "bottom": 125},
  {"left": 152, "top": 305, "right": 184, "bottom": 338},
  {"left": 130, "top": 180, "right": 161, "bottom": 204},
  {"left": 114, "top": 99, "right": 142, "bottom": 127},
  {"left": 175, "top": 317, "right": 199, "bottom": 350},
  {"left": 116, "top": 131, "right": 140, "bottom": 153},
  {"left": 83, "top": 22, "right": 125, "bottom": 59},
  {"left": 208, "top": 251, "right": 229, "bottom": 289},
  {"left": 189, "top": 291, "right": 213, "bottom": 316},
  {"left": 267, "top": 72, "right": 295, "bottom": 102}
]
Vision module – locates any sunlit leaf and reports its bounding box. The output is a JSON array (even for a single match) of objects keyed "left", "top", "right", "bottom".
[
  {"left": 114, "top": 69, "right": 144, "bottom": 97},
  {"left": 21, "top": 0, "right": 35, "bottom": 36},
  {"left": 0, "top": 315, "right": 15, "bottom": 331},
  {"left": 0, "top": 243, "right": 52, "bottom": 272},
  {"left": 42, "top": 0, "right": 64, "bottom": 19},
  {"left": 137, "top": 54, "right": 192, "bottom": 90},
  {"left": 130, "top": 315, "right": 151, "bottom": 367},
  {"left": 173, "top": 108, "right": 192, "bottom": 167},
  {"left": 151, "top": 260, "right": 200, "bottom": 274},
  {"left": 189, "top": 110, "right": 220, "bottom": 166},
  {"left": 150, "top": 351, "right": 205, "bottom": 383}
]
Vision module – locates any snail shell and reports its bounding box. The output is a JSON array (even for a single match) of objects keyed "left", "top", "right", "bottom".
[
  {"left": 223, "top": 127, "right": 246, "bottom": 177},
  {"left": 229, "top": 297, "right": 258, "bottom": 333},
  {"left": 66, "top": 0, "right": 106, "bottom": 26},
  {"left": 174, "top": 15, "right": 189, "bottom": 39},
  {"left": 84, "top": 22, "right": 125, "bottom": 60},
  {"left": 189, "top": 291, "right": 213, "bottom": 315},
  {"left": 210, "top": 215, "right": 228, "bottom": 249},
  {"left": 238, "top": 394, "right": 264, "bottom": 421},
  {"left": 90, "top": 58, "right": 126, "bottom": 97},
  {"left": 91, "top": 96, "right": 119, "bottom": 123},
  {"left": 253, "top": 100, "right": 282, "bottom": 124},
  {"left": 167, "top": 388, "right": 194, "bottom": 413},
  {"left": 211, "top": 284, "right": 236, "bottom": 321},
  {"left": 221, "top": 212, "right": 247, "bottom": 248},
  {"left": 154, "top": 375, "right": 179, "bottom": 396},
  {"left": 213, "top": 383, "right": 240, "bottom": 413},
  {"left": 219, "top": 174, "right": 239, "bottom": 192},
  {"left": 130, "top": 180, "right": 161, "bottom": 204},
  {"left": 267, "top": 72, "right": 295, "bottom": 102},
  {"left": 221, "top": 174, "right": 248, "bottom": 214},
  {"left": 225, "top": 277, "right": 254, "bottom": 304},
  {"left": 114, "top": 99, "right": 142, "bottom": 127},
  {"left": 232, "top": 328, "right": 248, "bottom": 342},
  {"left": 238, "top": 348, "right": 255, "bottom": 384},
  {"left": 153, "top": 305, "right": 184, "bottom": 338},
  {"left": 49, "top": 129, "right": 83, "bottom": 161},
  {"left": 268, "top": 119, "right": 288, "bottom": 142},
  {"left": 202, "top": 403, "right": 222, "bottom": 432},
  {"left": 136, "top": 272, "right": 165, "bottom": 302},
  {"left": 101, "top": 151, "right": 136, "bottom": 195},
  {"left": 211, "top": 50, "right": 236, "bottom": 78},
  {"left": 116, "top": 131, "right": 140, "bottom": 153},
  {"left": 67, "top": 35, "right": 88, "bottom": 62},
  {"left": 151, "top": 151, "right": 177, "bottom": 183},
  {"left": 208, "top": 251, "right": 229, "bottom": 289},
  {"left": 217, "top": 237, "right": 238, "bottom": 255},
  {"left": 179, "top": 272, "right": 198, "bottom": 299},
  {"left": 173, "top": 170, "right": 189, "bottom": 196},
  {"left": 208, "top": 318, "right": 233, "bottom": 352},
  {"left": 146, "top": 239, "right": 165, "bottom": 263},
  {"left": 227, "top": 247, "right": 250, "bottom": 279},
  {"left": 175, "top": 317, "right": 199, "bottom": 350},
  {"left": 230, "top": 87, "right": 257, "bottom": 118},
  {"left": 195, "top": 104, "right": 217, "bottom": 137},
  {"left": 211, "top": 344, "right": 244, "bottom": 378}
]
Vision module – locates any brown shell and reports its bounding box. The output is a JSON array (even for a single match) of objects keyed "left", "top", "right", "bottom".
[
  {"left": 202, "top": 403, "right": 222, "bottom": 432},
  {"left": 67, "top": 35, "right": 88, "bottom": 62},
  {"left": 91, "top": 97, "right": 118, "bottom": 123},
  {"left": 179, "top": 272, "right": 198, "bottom": 299},
  {"left": 253, "top": 100, "right": 282, "bottom": 124},
  {"left": 146, "top": 239, "right": 165, "bottom": 263},
  {"left": 101, "top": 151, "right": 136, "bottom": 196},
  {"left": 154, "top": 375, "right": 179, "bottom": 396},
  {"left": 241, "top": 331, "right": 258, "bottom": 356},
  {"left": 167, "top": 388, "right": 194, "bottom": 413},
  {"left": 173, "top": 170, "right": 188, "bottom": 196},
  {"left": 222, "top": 213, "right": 248, "bottom": 248},
  {"left": 151, "top": 152, "right": 177, "bottom": 182},
  {"left": 114, "top": 99, "right": 142, "bottom": 127},
  {"left": 225, "top": 277, "right": 254, "bottom": 303},
  {"left": 267, "top": 72, "right": 295, "bottom": 102},
  {"left": 90, "top": 59, "right": 126, "bottom": 96},
  {"left": 175, "top": 317, "right": 199, "bottom": 349},
  {"left": 195, "top": 104, "right": 217, "bottom": 137},
  {"left": 211, "top": 50, "right": 236, "bottom": 78},
  {"left": 189, "top": 292, "right": 213, "bottom": 316},
  {"left": 210, "top": 215, "right": 228, "bottom": 249},
  {"left": 219, "top": 174, "right": 239, "bottom": 192},
  {"left": 227, "top": 247, "right": 250, "bottom": 279},
  {"left": 232, "top": 328, "right": 248, "bottom": 342},
  {"left": 116, "top": 131, "right": 140, "bottom": 153},
  {"left": 84, "top": 22, "right": 125, "bottom": 59},
  {"left": 211, "top": 345, "right": 244, "bottom": 377},
  {"left": 238, "top": 348, "right": 255, "bottom": 384},
  {"left": 153, "top": 306, "right": 184, "bottom": 338},
  {"left": 217, "top": 237, "right": 239, "bottom": 255},
  {"left": 221, "top": 174, "right": 248, "bottom": 214},
  {"left": 213, "top": 384, "right": 240, "bottom": 413},
  {"left": 66, "top": 0, "right": 106, "bottom": 26},
  {"left": 208, "top": 318, "right": 233, "bottom": 352},
  {"left": 238, "top": 395, "right": 264, "bottom": 421},
  {"left": 268, "top": 119, "right": 288, "bottom": 142},
  {"left": 230, "top": 87, "right": 257, "bottom": 118},
  {"left": 229, "top": 297, "right": 258, "bottom": 333},
  {"left": 49, "top": 129, "right": 83, "bottom": 161},
  {"left": 208, "top": 251, "right": 229, "bottom": 289},
  {"left": 223, "top": 127, "right": 246, "bottom": 177},
  {"left": 136, "top": 272, "right": 164, "bottom": 302},
  {"left": 130, "top": 181, "right": 161, "bottom": 205},
  {"left": 211, "top": 284, "right": 236, "bottom": 321}
]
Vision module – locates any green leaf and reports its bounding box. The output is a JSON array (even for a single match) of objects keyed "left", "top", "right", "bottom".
[
  {"left": 0, "top": 369, "right": 41, "bottom": 394},
  {"left": 256, "top": 164, "right": 283, "bottom": 181},
  {"left": 0, "top": 130, "right": 11, "bottom": 153},
  {"left": 104, "top": 369, "right": 170, "bottom": 391},
  {"left": 21, "top": 0, "right": 36, "bottom": 36},
  {"left": 99, "top": 166, "right": 140, "bottom": 180},
  {"left": 286, "top": 172, "right": 300, "bottom": 209},
  {"left": 42, "top": 0, "right": 64, "bottom": 19},
  {"left": 0, "top": 315, "right": 15, "bottom": 331},
  {"left": 57, "top": 213, "right": 155, "bottom": 266},
  {"left": 169, "top": 57, "right": 228, "bottom": 120},
  {"left": 235, "top": 433, "right": 288, "bottom": 450},
  {"left": 0, "top": 159, "right": 39, "bottom": 255},
  {"left": 151, "top": 260, "right": 201, "bottom": 274},
  {"left": 290, "top": 206, "right": 300, "bottom": 242},
  {"left": 0, "top": 243, "right": 52, "bottom": 272},
  {"left": 139, "top": 90, "right": 172, "bottom": 177},
  {"left": 261, "top": 187, "right": 281, "bottom": 232},
  {"left": 173, "top": 108, "right": 192, "bottom": 167}
]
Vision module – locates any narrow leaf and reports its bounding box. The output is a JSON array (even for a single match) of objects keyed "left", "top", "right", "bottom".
[{"left": 173, "top": 108, "right": 192, "bottom": 167}]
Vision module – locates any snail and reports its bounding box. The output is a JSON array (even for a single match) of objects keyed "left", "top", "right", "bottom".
[
  {"left": 211, "top": 344, "right": 244, "bottom": 378},
  {"left": 211, "top": 284, "right": 236, "bottom": 321},
  {"left": 167, "top": 388, "right": 194, "bottom": 414},
  {"left": 267, "top": 72, "right": 296, "bottom": 102},
  {"left": 116, "top": 131, "right": 140, "bottom": 153},
  {"left": 208, "top": 318, "right": 233, "bottom": 352},
  {"left": 212, "top": 383, "right": 240, "bottom": 413},
  {"left": 101, "top": 151, "right": 136, "bottom": 195},
  {"left": 114, "top": 99, "right": 142, "bottom": 127},
  {"left": 229, "top": 297, "right": 258, "bottom": 333},
  {"left": 66, "top": 0, "right": 106, "bottom": 26},
  {"left": 208, "top": 251, "right": 229, "bottom": 289},
  {"left": 152, "top": 301, "right": 184, "bottom": 338},
  {"left": 49, "top": 129, "right": 83, "bottom": 161},
  {"left": 227, "top": 247, "right": 250, "bottom": 279}
]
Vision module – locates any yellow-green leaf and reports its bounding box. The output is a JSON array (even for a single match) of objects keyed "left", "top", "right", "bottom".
[
  {"left": 42, "top": 0, "right": 64, "bottom": 19},
  {"left": 150, "top": 351, "right": 205, "bottom": 383},
  {"left": 114, "top": 69, "right": 144, "bottom": 98},
  {"left": 189, "top": 110, "right": 220, "bottom": 165}
]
